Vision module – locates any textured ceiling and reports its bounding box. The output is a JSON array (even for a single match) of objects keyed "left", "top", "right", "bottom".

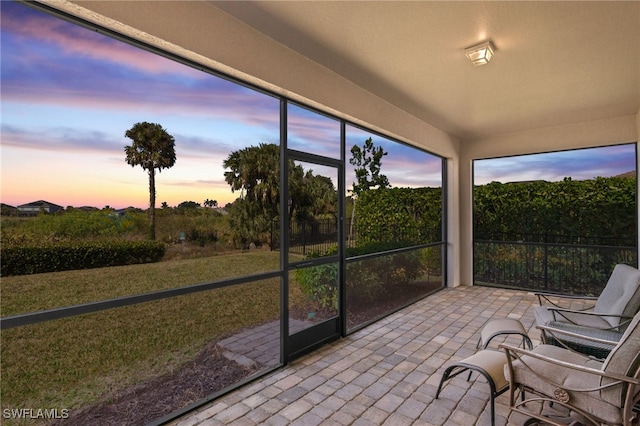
[{"left": 212, "top": 1, "right": 640, "bottom": 141}]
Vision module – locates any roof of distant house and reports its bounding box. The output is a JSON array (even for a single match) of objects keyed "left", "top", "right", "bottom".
[
  {"left": 615, "top": 170, "right": 636, "bottom": 179},
  {"left": 17, "top": 200, "right": 64, "bottom": 210}
]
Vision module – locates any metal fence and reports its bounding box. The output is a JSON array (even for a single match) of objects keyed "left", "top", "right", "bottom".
[
  {"left": 474, "top": 234, "right": 638, "bottom": 295},
  {"left": 271, "top": 218, "right": 343, "bottom": 255},
  {"left": 271, "top": 218, "right": 441, "bottom": 256}
]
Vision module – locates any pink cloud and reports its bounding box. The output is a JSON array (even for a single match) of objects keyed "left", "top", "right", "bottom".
[
  {"left": 1, "top": 124, "right": 119, "bottom": 153},
  {"left": 3, "top": 83, "right": 280, "bottom": 132},
  {"left": 287, "top": 112, "right": 341, "bottom": 155},
  {"left": 4, "top": 7, "right": 197, "bottom": 77}
]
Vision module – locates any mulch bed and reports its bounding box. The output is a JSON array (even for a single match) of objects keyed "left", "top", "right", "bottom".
[
  {"left": 51, "top": 342, "right": 259, "bottom": 426},
  {"left": 52, "top": 281, "right": 440, "bottom": 425}
]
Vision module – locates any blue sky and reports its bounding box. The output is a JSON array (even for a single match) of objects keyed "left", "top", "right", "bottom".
[
  {"left": 474, "top": 144, "right": 635, "bottom": 185},
  {"left": 0, "top": 2, "right": 635, "bottom": 209}
]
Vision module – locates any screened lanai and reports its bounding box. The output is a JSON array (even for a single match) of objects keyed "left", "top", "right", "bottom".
[
  {"left": 43, "top": 0, "right": 639, "bottom": 285},
  {"left": 0, "top": 1, "right": 638, "bottom": 425}
]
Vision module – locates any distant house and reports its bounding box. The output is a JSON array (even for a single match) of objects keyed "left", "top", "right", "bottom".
[
  {"left": 616, "top": 170, "right": 636, "bottom": 179},
  {"left": 1, "top": 203, "right": 19, "bottom": 216},
  {"left": 17, "top": 200, "right": 64, "bottom": 216}
]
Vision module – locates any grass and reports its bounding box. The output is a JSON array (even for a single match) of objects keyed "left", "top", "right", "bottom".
[
  {"left": 1, "top": 250, "right": 286, "bottom": 316},
  {"left": 0, "top": 250, "right": 307, "bottom": 418},
  {"left": 0, "top": 246, "right": 439, "bottom": 418}
]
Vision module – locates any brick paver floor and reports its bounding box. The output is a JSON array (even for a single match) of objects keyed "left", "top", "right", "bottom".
[{"left": 170, "top": 286, "right": 547, "bottom": 426}]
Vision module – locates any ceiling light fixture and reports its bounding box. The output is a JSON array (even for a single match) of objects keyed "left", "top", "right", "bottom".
[{"left": 465, "top": 40, "right": 495, "bottom": 66}]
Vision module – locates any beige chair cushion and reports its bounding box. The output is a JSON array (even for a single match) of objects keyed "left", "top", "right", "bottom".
[
  {"left": 601, "top": 310, "right": 640, "bottom": 406},
  {"left": 594, "top": 264, "right": 640, "bottom": 328},
  {"left": 461, "top": 349, "right": 509, "bottom": 391},
  {"left": 507, "top": 311, "right": 640, "bottom": 425},
  {"left": 535, "top": 264, "right": 640, "bottom": 330},
  {"left": 505, "top": 345, "right": 623, "bottom": 424}
]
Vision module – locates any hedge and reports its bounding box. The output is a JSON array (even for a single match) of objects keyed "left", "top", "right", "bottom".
[
  {"left": 474, "top": 177, "right": 636, "bottom": 244},
  {"left": 354, "top": 177, "right": 635, "bottom": 246},
  {"left": 355, "top": 187, "right": 442, "bottom": 245},
  {"left": 1, "top": 241, "right": 166, "bottom": 276}
]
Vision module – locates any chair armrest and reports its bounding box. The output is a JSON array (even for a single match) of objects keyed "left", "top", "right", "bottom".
[
  {"left": 536, "top": 324, "right": 619, "bottom": 346},
  {"left": 535, "top": 292, "right": 597, "bottom": 309},
  {"left": 500, "top": 343, "right": 640, "bottom": 386},
  {"left": 547, "top": 307, "right": 632, "bottom": 328},
  {"left": 534, "top": 291, "right": 598, "bottom": 300}
]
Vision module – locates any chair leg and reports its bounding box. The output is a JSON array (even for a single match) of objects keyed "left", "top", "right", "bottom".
[
  {"left": 435, "top": 367, "right": 453, "bottom": 399},
  {"left": 437, "top": 365, "right": 474, "bottom": 398},
  {"left": 489, "top": 394, "right": 496, "bottom": 426},
  {"left": 540, "top": 330, "right": 548, "bottom": 344}
]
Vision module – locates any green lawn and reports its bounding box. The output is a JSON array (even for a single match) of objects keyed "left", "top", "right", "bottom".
[
  {"left": 1, "top": 250, "right": 284, "bottom": 316},
  {"left": 0, "top": 251, "right": 301, "bottom": 418}
]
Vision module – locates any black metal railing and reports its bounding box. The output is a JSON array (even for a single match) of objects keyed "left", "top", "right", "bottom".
[
  {"left": 272, "top": 218, "right": 442, "bottom": 256},
  {"left": 474, "top": 234, "right": 638, "bottom": 295},
  {"left": 271, "top": 218, "right": 341, "bottom": 255}
]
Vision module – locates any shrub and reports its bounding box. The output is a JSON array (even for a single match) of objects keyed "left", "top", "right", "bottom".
[
  {"left": 1, "top": 241, "right": 165, "bottom": 276},
  {"left": 346, "top": 247, "right": 424, "bottom": 303},
  {"left": 186, "top": 227, "right": 218, "bottom": 247},
  {"left": 294, "top": 241, "right": 428, "bottom": 309},
  {"left": 293, "top": 263, "right": 339, "bottom": 311},
  {"left": 474, "top": 177, "right": 636, "bottom": 244}
]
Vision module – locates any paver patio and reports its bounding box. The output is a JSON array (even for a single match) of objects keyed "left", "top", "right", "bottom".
[{"left": 170, "top": 286, "right": 549, "bottom": 426}]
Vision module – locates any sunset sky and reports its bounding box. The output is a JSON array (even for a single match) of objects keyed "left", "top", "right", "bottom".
[
  {"left": 1, "top": 2, "right": 635, "bottom": 210},
  {"left": 474, "top": 143, "right": 635, "bottom": 185}
]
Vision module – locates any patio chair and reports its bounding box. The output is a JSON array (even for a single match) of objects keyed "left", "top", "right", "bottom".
[
  {"left": 501, "top": 309, "right": 640, "bottom": 425},
  {"left": 534, "top": 263, "right": 640, "bottom": 358}
]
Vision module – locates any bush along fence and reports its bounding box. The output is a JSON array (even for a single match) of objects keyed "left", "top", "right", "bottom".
[
  {"left": 1, "top": 240, "right": 166, "bottom": 276},
  {"left": 271, "top": 217, "right": 440, "bottom": 256},
  {"left": 474, "top": 234, "right": 638, "bottom": 296},
  {"left": 293, "top": 242, "right": 442, "bottom": 311}
]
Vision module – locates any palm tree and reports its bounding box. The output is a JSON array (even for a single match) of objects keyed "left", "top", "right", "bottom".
[
  {"left": 223, "top": 143, "right": 279, "bottom": 218},
  {"left": 124, "top": 122, "right": 176, "bottom": 240}
]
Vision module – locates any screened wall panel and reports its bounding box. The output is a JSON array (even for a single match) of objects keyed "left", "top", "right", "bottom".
[
  {"left": 344, "top": 125, "right": 444, "bottom": 331},
  {"left": 346, "top": 246, "right": 443, "bottom": 331},
  {"left": 472, "top": 143, "right": 638, "bottom": 292},
  {"left": 1, "top": 278, "right": 280, "bottom": 424},
  {"left": 287, "top": 103, "right": 341, "bottom": 159},
  {"left": 0, "top": 2, "right": 448, "bottom": 424}
]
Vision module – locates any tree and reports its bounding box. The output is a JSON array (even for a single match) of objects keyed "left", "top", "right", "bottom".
[
  {"left": 296, "top": 171, "right": 336, "bottom": 219},
  {"left": 348, "top": 137, "right": 390, "bottom": 239},
  {"left": 204, "top": 199, "right": 218, "bottom": 208},
  {"left": 226, "top": 198, "right": 270, "bottom": 248},
  {"left": 223, "top": 143, "right": 280, "bottom": 219},
  {"left": 124, "top": 121, "right": 176, "bottom": 240},
  {"left": 222, "top": 143, "right": 336, "bottom": 247},
  {"left": 177, "top": 201, "right": 201, "bottom": 209},
  {"left": 349, "top": 137, "right": 390, "bottom": 196}
]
